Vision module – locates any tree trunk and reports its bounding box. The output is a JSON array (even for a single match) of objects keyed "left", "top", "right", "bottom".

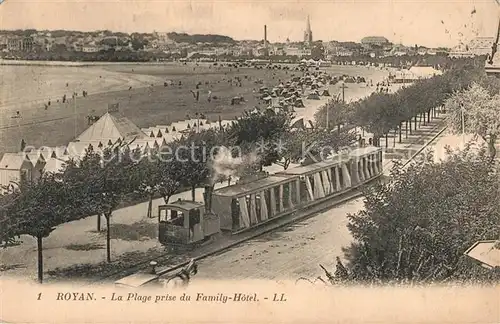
[
  {"left": 414, "top": 116, "right": 417, "bottom": 130},
  {"left": 37, "top": 235, "right": 43, "bottom": 284},
  {"left": 427, "top": 110, "right": 431, "bottom": 123},
  {"left": 362, "top": 128, "right": 365, "bottom": 137},
  {"left": 399, "top": 124, "right": 402, "bottom": 143},
  {"left": 406, "top": 120, "right": 409, "bottom": 138},
  {"left": 105, "top": 212, "right": 111, "bottom": 263},
  {"left": 385, "top": 133, "right": 388, "bottom": 148},
  {"left": 283, "top": 159, "right": 290, "bottom": 170},
  {"left": 97, "top": 213, "right": 101, "bottom": 232},
  {"left": 147, "top": 194, "right": 153, "bottom": 218},
  {"left": 191, "top": 186, "right": 196, "bottom": 201},
  {"left": 393, "top": 129, "right": 397, "bottom": 147},
  {"left": 488, "top": 136, "right": 497, "bottom": 162},
  {"left": 409, "top": 119, "right": 412, "bottom": 134}
]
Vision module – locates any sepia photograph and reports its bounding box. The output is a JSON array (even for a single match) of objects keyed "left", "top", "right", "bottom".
[{"left": 0, "top": 0, "right": 499, "bottom": 322}]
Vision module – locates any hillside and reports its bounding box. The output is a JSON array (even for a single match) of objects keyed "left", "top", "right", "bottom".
[{"left": 167, "top": 32, "right": 235, "bottom": 44}]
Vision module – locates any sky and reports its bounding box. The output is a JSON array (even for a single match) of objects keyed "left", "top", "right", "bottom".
[{"left": 0, "top": 0, "right": 498, "bottom": 47}]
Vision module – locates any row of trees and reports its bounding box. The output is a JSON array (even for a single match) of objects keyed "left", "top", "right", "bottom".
[{"left": 315, "top": 58, "right": 488, "bottom": 148}]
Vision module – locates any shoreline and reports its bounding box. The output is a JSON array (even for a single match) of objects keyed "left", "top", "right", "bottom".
[{"left": 0, "top": 64, "right": 389, "bottom": 154}]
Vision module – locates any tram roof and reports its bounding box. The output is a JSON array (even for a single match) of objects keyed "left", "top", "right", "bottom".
[
  {"left": 160, "top": 199, "right": 204, "bottom": 211},
  {"left": 213, "top": 176, "right": 293, "bottom": 197},
  {"left": 349, "top": 146, "right": 381, "bottom": 157},
  {"left": 276, "top": 157, "right": 343, "bottom": 176}
]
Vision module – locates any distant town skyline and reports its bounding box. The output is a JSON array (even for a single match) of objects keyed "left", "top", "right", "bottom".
[{"left": 0, "top": 0, "right": 498, "bottom": 48}]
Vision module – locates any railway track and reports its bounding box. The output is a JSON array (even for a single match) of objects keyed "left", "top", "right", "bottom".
[{"left": 86, "top": 119, "right": 448, "bottom": 286}]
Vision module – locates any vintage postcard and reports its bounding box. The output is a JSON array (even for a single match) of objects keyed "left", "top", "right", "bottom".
[{"left": 0, "top": 0, "right": 499, "bottom": 323}]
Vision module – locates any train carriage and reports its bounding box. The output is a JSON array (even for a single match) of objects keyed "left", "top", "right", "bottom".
[
  {"left": 211, "top": 176, "right": 300, "bottom": 233},
  {"left": 274, "top": 156, "right": 351, "bottom": 204}
]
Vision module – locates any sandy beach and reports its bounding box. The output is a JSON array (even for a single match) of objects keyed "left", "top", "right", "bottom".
[{"left": 0, "top": 63, "right": 389, "bottom": 153}]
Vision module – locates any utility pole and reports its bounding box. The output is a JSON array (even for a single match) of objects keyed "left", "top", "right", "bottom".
[
  {"left": 326, "top": 99, "right": 329, "bottom": 130},
  {"left": 339, "top": 82, "right": 348, "bottom": 103},
  {"left": 460, "top": 102, "right": 465, "bottom": 144},
  {"left": 74, "top": 91, "right": 77, "bottom": 139}
]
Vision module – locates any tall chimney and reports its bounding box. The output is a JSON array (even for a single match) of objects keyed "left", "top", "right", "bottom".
[{"left": 264, "top": 25, "right": 268, "bottom": 50}]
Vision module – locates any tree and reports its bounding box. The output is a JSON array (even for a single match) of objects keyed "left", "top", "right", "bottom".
[
  {"left": 340, "top": 147, "right": 499, "bottom": 284},
  {"left": 444, "top": 83, "right": 500, "bottom": 161},
  {"left": 0, "top": 174, "right": 79, "bottom": 283},
  {"left": 226, "top": 109, "right": 293, "bottom": 170},
  {"left": 174, "top": 129, "right": 231, "bottom": 201},
  {"left": 63, "top": 146, "right": 141, "bottom": 263},
  {"left": 137, "top": 147, "right": 184, "bottom": 218}
]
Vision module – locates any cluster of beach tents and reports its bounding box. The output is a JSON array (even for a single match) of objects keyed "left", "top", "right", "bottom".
[{"left": 257, "top": 70, "right": 334, "bottom": 112}]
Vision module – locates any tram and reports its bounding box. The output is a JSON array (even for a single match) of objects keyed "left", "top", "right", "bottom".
[{"left": 157, "top": 146, "right": 383, "bottom": 243}]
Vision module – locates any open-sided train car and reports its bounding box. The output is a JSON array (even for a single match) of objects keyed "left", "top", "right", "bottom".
[{"left": 157, "top": 146, "right": 383, "bottom": 244}]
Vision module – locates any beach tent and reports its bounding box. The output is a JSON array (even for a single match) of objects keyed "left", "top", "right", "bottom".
[
  {"left": 294, "top": 99, "right": 305, "bottom": 108},
  {"left": 51, "top": 146, "right": 69, "bottom": 159},
  {"left": 26, "top": 151, "right": 46, "bottom": 180},
  {"left": 290, "top": 117, "right": 306, "bottom": 129},
  {"left": 408, "top": 66, "right": 442, "bottom": 79},
  {"left": 321, "top": 89, "right": 331, "bottom": 96},
  {"left": 307, "top": 92, "right": 321, "bottom": 100},
  {"left": 0, "top": 153, "right": 34, "bottom": 190},
  {"left": 43, "top": 156, "right": 70, "bottom": 174},
  {"left": 66, "top": 142, "right": 92, "bottom": 159},
  {"left": 76, "top": 108, "right": 148, "bottom": 144}
]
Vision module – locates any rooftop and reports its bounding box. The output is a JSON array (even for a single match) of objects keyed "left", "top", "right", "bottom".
[
  {"left": 160, "top": 199, "right": 204, "bottom": 211},
  {"left": 464, "top": 240, "right": 500, "bottom": 269},
  {"left": 0, "top": 153, "right": 30, "bottom": 170},
  {"left": 276, "top": 157, "right": 343, "bottom": 176}
]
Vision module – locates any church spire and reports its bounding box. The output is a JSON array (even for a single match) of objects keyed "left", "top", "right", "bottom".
[{"left": 304, "top": 15, "right": 313, "bottom": 45}]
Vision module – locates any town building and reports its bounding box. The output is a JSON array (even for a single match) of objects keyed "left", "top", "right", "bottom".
[
  {"left": 6, "top": 37, "right": 34, "bottom": 52},
  {"left": 361, "top": 36, "right": 390, "bottom": 48},
  {"left": 450, "top": 37, "right": 494, "bottom": 58}
]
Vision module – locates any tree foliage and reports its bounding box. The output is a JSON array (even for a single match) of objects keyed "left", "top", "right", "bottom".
[
  {"left": 341, "top": 147, "right": 500, "bottom": 284},
  {"left": 444, "top": 83, "right": 500, "bottom": 161},
  {"left": 0, "top": 173, "right": 81, "bottom": 282}
]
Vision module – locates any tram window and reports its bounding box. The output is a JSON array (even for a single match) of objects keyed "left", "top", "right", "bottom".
[
  {"left": 282, "top": 183, "right": 291, "bottom": 210},
  {"left": 273, "top": 187, "right": 280, "bottom": 213},
  {"left": 299, "top": 178, "right": 309, "bottom": 203},
  {"left": 189, "top": 209, "right": 200, "bottom": 228},
  {"left": 308, "top": 175, "right": 315, "bottom": 196},
  {"left": 265, "top": 189, "right": 272, "bottom": 218},
  {"left": 330, "top": 167, "right": 337, "bottom": 191},
  {"left": 339, "top": 168, "right": 344, "bottom": 189},
  {"left": 165, "top": 210, "right": 184, "bottom": 227},
  {"left": 255, "top": 193, "right": 262, "bottom": 221},
  {"left": 231, "top": 199, "right": 240, "bottom": 230},
  {"left": 245, "top": 195, "right": 252, "bottom": 213},
  {"left": 290, "top": 181, "right": 300, "bottom": 205}
]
